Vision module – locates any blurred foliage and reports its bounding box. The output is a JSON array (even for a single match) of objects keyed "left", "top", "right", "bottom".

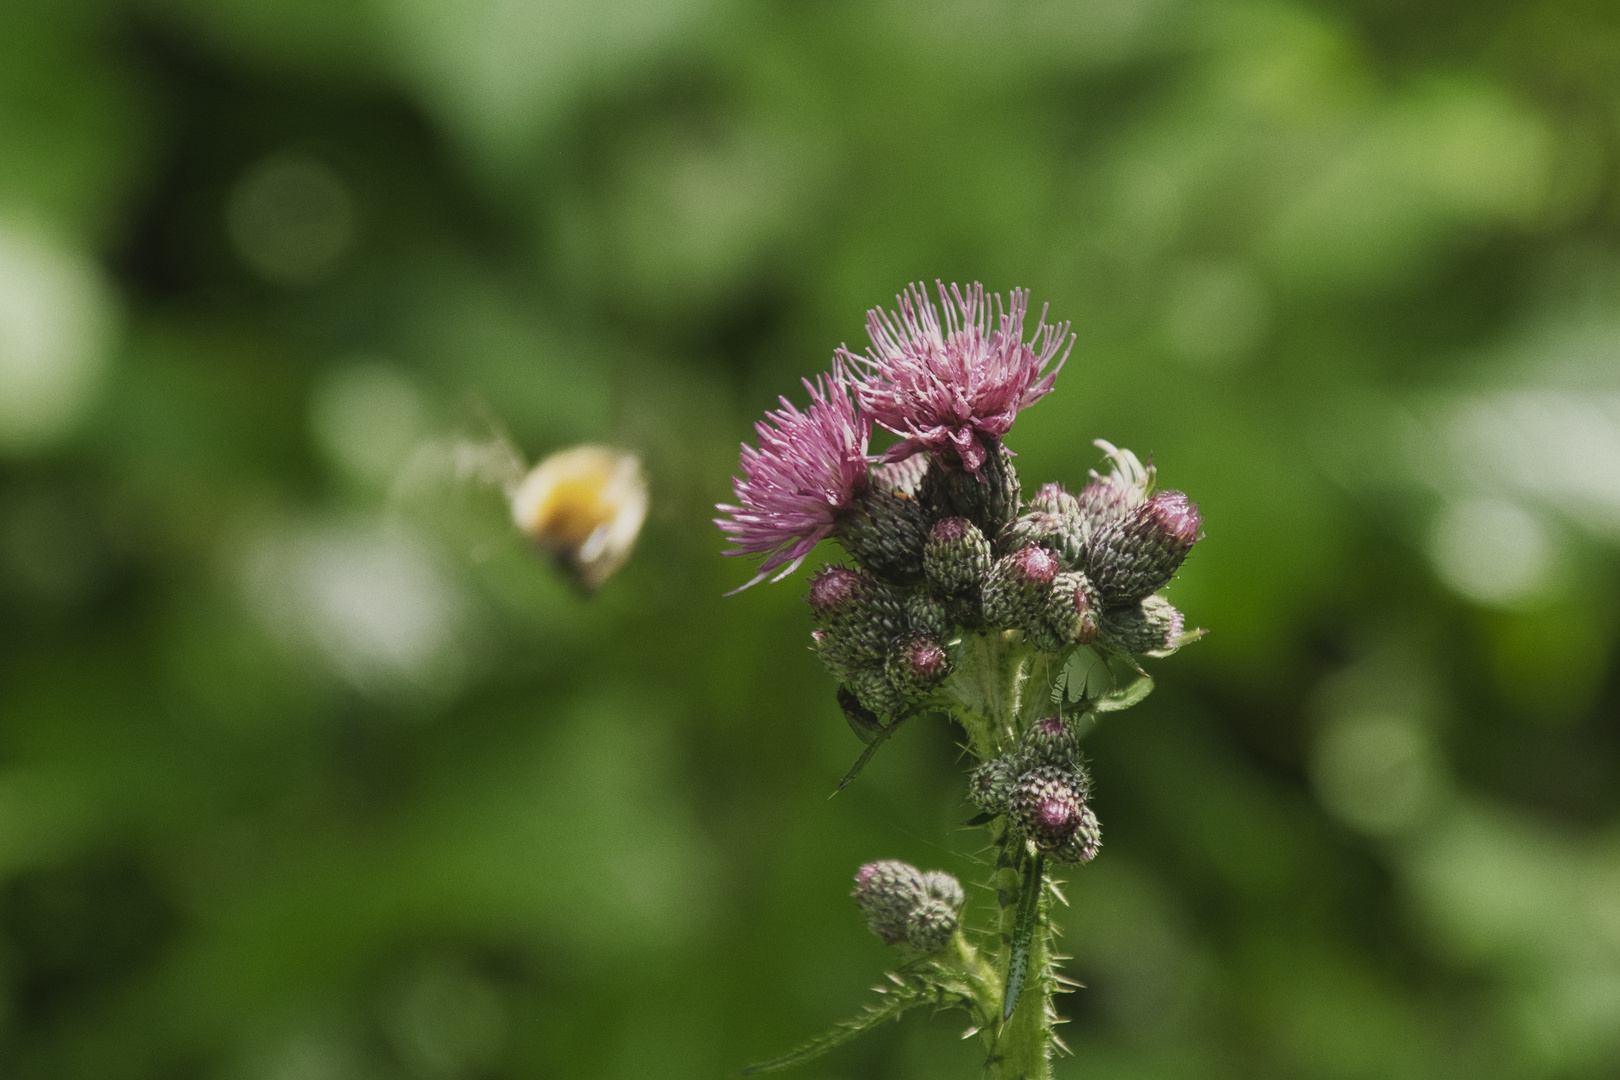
[{"left": 1, "top": 0, "right": 1620, "bottom": 1076}]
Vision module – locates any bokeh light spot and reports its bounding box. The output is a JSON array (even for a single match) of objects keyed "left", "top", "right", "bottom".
[
  {"left": 0, "top": 222, "right": 114, "bottom": 453},
  {"left": 1428, "top": 497, "right": 1560, "bottom": 609},
  {"left": 227, "top": 153, "right": 356, "bottom": 285}
]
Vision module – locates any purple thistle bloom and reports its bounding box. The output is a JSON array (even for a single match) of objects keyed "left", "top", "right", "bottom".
[
  {"left": 841, "top": 282, "right": 1073, "bottom": 477},
  {"left": 716, "top": 365, "right": 870, "bottom": 591}
]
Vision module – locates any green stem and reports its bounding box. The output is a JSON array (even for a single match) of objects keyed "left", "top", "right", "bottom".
[
  {"left": 985, "top": 835, "right": 1053, "bottom": 1080},
  {"left": 940, "top": 630, "right": 1075, "bottom": 1080}
]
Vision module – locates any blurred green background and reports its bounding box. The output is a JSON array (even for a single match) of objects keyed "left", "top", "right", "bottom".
[{"left": 2, "top": 0, "right": 1619, "bottom": 1076}]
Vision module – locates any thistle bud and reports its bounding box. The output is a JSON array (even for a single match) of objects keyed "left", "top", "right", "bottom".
[
  {"left": 1042, "top": 570, "right": 1099, "bottom": 648},
  {"left": 849, "top": 667, "right": 905, "bottom": 718},
  {"left": 884, "top": 633, "right": 953, "bottom": 700},
  {"left": 1088, "top": 490, "right": 1201, "bottom": 604},
  {"left": 1010, "top": 765, "right": 1093, "bottom": 852},
  {"left": 924, "top": 517, "right": 992, "bottom": 597},
  {"left": 852, "top": 862, "right": 963, "bottom": 951},
  {"left": 853, "top": 861, "right": 925, "bottom": 945},
  {"left": 906, "top": 871, "right": 965, "bottom": 952},
  {"left": 919, "top": 444, "right": 1021, "bottom": 540},
  {"left": 1004, "top": 483, "right": 1087, "bottom": 567},
  {"left": 837, "top": 488, "right": 930, "bottom": 585},
  {"left": 1048, "top": 804, "right": 1102, "bottom": 865},
  {"left": 982, "top": 544, "right": 1059, "bottom": 630},
  {"left": 807, "top": 566, "right": 908, "bottom": 671},
  {"left": 904, "top": 592, "right": 949, "bottom": 639},
  {"left": 1077, "top": 441, "right": 1154, "bottom": 536},
  {"left": 1099, "top": 594, "right": 1187, "bottom": 655},
  {"left": 968, "top": 756, "right": 1017, "bottom": 815},
  {"left": 1021, "top": 716, "right": 1080, "bottom": 768},
  {"left": 1076, "top": 477, "right": 1135, "bottom": 535}
]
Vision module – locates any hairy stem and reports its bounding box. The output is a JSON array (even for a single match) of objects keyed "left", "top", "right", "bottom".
[
  {"left": 985, "top": 832, "right": 1053, "bottom": 1080},
  {"left": 946, "top": 631, "right": 1074, "bottom": 1080}
]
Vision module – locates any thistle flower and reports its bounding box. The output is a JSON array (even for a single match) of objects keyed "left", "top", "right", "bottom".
[
  {"left": 716, "top": 367, "right": 870, "bottom": 590},
  {"left": 842, "top": 282, "right": 1073, "bottom": 478}
]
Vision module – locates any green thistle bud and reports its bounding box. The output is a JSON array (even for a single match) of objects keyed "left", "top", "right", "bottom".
[
  {"left": 852, "top": 860, "right": 926, "bottom": 945},
  {"left": 1076, "top": 476, "right": 1136, "bottom": 535},
  {"left": 924, "top": 516, "right": 992, "bottom": 597},
  {"left": 884, "top": 633, "right": 953, "bottom": 699},
  {"left": 982, "top": 544, "right": 1059, "bottom": 630},
  {"left": 849, "top": 667, "right": 905, "bottom": 718},
  {"left": 1043, "top": 570, "right": 1099, "bottom": 647},
  {"left": 837, "top": 488, "right": 930, "bottom": 585},
  {"left": 1021, "top": 716, "right": 1080, "bottom": 768},
  {"left": 852, "top": 862, "right": 963, "bottom": 951},
  {"left": 905, "top": 871, "right": 965, "bottom": 952},
  {"left": 1099, "top": 594, "right": 1186, "bottom": 655},
  {"left": 1048, "top": 804, "right": 1102, "bottom": 865},
  {"left": 968, "top": 756, "right": 1017, "bottom": 815},
  {"left": 905, "top": 899, "right": 958, "bottom": 952},
  {"left": 1028, "top": 481, "right": 1081, "bottom": 519},
  {"left": 1077, "top": 441, "right": 1154, "bottom": 537},
  {"left": 1005, "top": 482, "right": 1088, "bottom": 567},
  {"left": 807, "top": 566, "right": 908, "bottom": 672},
  {"left": 919, "top": 444, "right": 1021, "bottom": 540},
  {"left": 1010, "top": 765, "right": 1093, "bottom": 852},
  {"left": 904, "top": 592, "right": 949, "bottom": 639},
  {"left": 1088, "top": 490, "right": 1201, "bottom": 604}
]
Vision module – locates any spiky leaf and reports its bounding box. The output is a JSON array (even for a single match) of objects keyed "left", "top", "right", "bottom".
[
  {"left": 742, "top": 967, "right": 974, "bottom": 1075},
  {"left": 1002, "top": 852, "right": 1045, "bottom": 1022}
]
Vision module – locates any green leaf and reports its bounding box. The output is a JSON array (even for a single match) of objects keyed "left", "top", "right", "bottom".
[
  {"left": 828, "top": 713, "right": 909, "bottom": 797},
  {"left": 1001, "top": 852, "right": 1044, "bottom": 1022},
  {"left": 1094, "top": 670, "right": 1153, "bottom": 713},
  {"left": 741, "top": 968, "right": 972, "bottom": 1075}
]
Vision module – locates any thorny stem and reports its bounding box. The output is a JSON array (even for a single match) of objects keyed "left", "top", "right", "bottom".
[{"left": 938, "top": 631, "right": 1070, "bottom": 1080}]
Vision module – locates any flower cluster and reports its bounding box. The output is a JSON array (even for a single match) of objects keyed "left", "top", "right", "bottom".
[
  {"left": 716, "top": 291, "right": 1198, "bottom": 725},
  {"left": 718, "top": 283, "right": 1200, "bottom": 718},
  {"left": 970, "top": 716, "right": 1101, "bottom": 864}
]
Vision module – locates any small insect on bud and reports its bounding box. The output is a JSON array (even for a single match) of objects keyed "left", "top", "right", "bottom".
[
  {"left": 1088, "top": 490, "right": 1202, "bottom": 604},
  {"left": 924, "top": 516, "right": 992, "bottom": 597},
  {"left": 1021, "top": 716, "right": 1080, "bottom": 768},
  {"left": 1049, "top": 804, "right": 1102, "bottom": 865},
  {"left": 837, "top": 486, "right": 930, "bottom": 586},
  {"left": 1010, "top": 765, "right": 1093, "bottom": 852},
  {"left": 884, "top": 633, "right": 953, "bottom": 700},
  {"left": 968, "top": 756, "right": 1017, "bottom": 815},
  {"left": 982, "top": 544, "right": 1059, "bottom": 630},
  {"left": 853, "top": 860, "right": 926, "bottom": 945},
  {"left": 807, "top": 566, "right": 909, "bottom": 672},
  {"left": 1099, "top": 594, "right": 1188, "bottom": 655},
  {"left": 870, "top": 452, "right": 929, "bottom": 498},
  {"left": 1044, "top": 570, "right": 1099, "bottom": 648},
  {"left": 510, "top": 444, "right": 648, "bottom": 591},
  {"left": 906, "top": 871, "right": 966, "bottom": 952}
]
